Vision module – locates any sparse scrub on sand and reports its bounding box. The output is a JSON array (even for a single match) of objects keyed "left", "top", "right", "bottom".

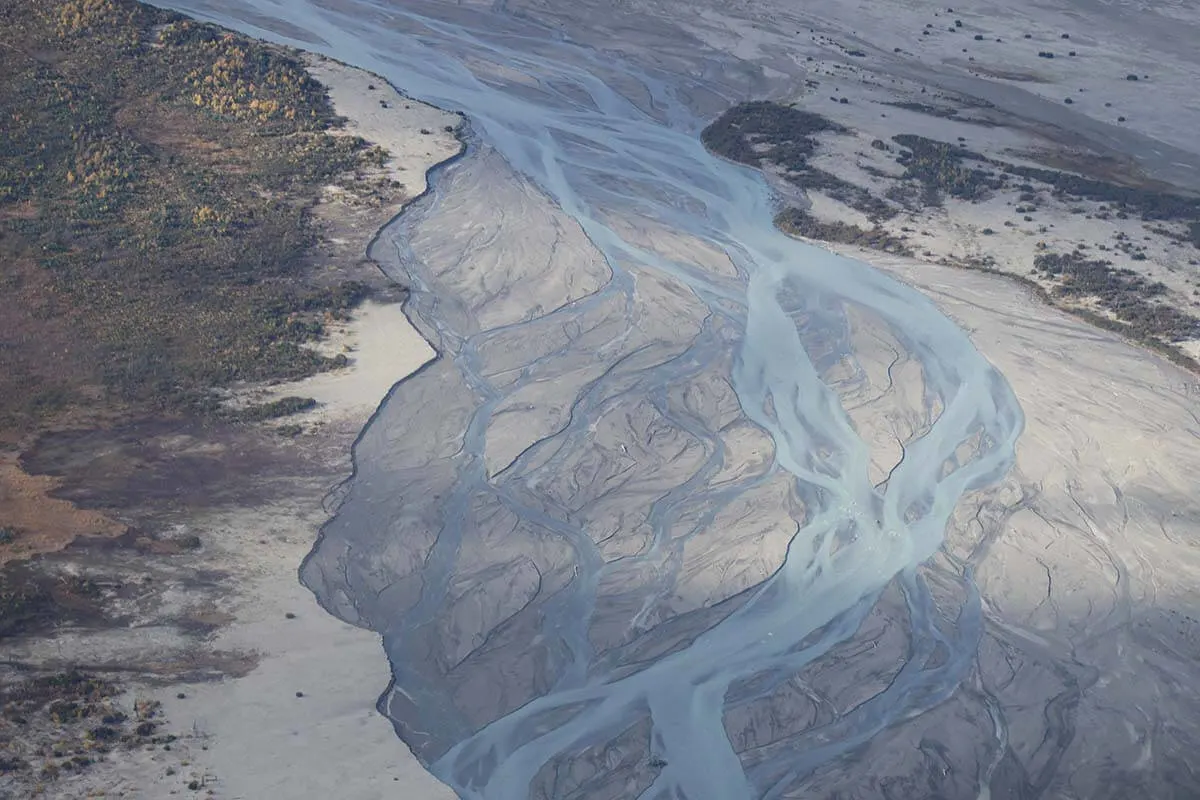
[
  {"left": 702, "top": 101, "right": 1200, "bottom": 370},
  {"left": 702, "top": 101, "right": 895, "bottom": 220},
  {"left": 238, "top": 396, "right": 319, "bottom": 422},
  {"left": 886, "top": 131, "right": 1200, "bottom": 228},
  {"left": 883, "top": 101, "right": 959, "bottom": 120},
  {"left": 891, "top": 134, "right": 1002, "bottom": 204},
  {"left": 1033, "top": 251, "right": 1200, "bottom": 342},
  {"left": 775, "top": 208, "right": 913, "bottom": 255},
  {"left": 0, "top": 668, "right": 170, "bottom": 784},
  {"left": 1003, "top": 163, "right": 1200, "bottom": 222}
]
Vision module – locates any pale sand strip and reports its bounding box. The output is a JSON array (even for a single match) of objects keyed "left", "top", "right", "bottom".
[
  {"left": 162, "top": 61, "right": 458, "bottom": 799},
  {"left": 305, "top": 54, "right": 462, "bottom": 201},
  {"left": 72, "top": 62, "right": 461, "bottom": 799}
]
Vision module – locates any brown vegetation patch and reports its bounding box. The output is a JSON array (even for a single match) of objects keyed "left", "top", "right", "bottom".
[
  {"left": 0, "top": 0, "right": 396, "bottom": 575},
  {"left": 0, "top": 0, "right": 383, "bottom": 429},
  {"left": 0, "top": 456, "right": 125, "bottom": 568},
  {"left": 19, "top": 419, "right": 309, "bottom": 515},
  {"left": 115, "top": 102, "right": 243, "bottom": 170},
  {"left": 0, "top": 3, "right": 418, "bottom": 794},
  {"left": 126, "top": 649, "right": 261, "bottom": 683}
]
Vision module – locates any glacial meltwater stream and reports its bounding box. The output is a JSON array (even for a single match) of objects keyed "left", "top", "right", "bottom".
[{"left": 160, "top": 1, "right": 1024, "bottom": 797}]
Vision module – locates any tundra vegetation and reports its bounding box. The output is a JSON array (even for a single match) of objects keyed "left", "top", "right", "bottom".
[
  {"left": 1, "top": 0, "right": 403, "bottom": 786},
  {"left": 0, "top": 0, "right": 387, "bottom": 432}
]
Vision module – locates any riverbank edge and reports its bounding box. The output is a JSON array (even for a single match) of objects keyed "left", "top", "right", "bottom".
[
  {"left": 139, "top": 53, "right": 469, "bottom": 800},
  {"left": 0, "top": 32, "right": 466, "bottom": 800},
  {"left": 699, "top": 106, "right": 1200, "bottom": 377}
]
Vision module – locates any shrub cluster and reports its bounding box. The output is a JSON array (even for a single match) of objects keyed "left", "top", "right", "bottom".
[
  {"left": 702, "top": 102, "right": 894, "bottom": 220},
  {"left": 701, "top": 100, "right": 845, "bottom": 169},
  {"left": 0, "top": 0, "right": 388, "bottom": 423},
  {"left": 891, "top": 134, "right": 1002, "bottom": 204},
  {"left": 1033, "top": 251, "right": 1199, "bottom": 341},
  {"left": 775, "top": 208, "right": 912, "bottom": 255},
  {"left": 160, "top": 21, "right": 331, "bottom": 129}
]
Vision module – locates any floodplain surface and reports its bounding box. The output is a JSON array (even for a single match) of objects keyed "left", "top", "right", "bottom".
[{"left": 118, "top": 0, "right": 1200, "bottom": 797}]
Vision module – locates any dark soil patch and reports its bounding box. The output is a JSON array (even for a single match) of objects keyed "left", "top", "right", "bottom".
[
  {"left": 0, "top": 561, "right": 110, "bottom": 639},
  {"left": 19, "top": 418, "right": 308, "bottom": 513},
  {"left": 701, "top": 101, "right": 895, "bottom": 220}
]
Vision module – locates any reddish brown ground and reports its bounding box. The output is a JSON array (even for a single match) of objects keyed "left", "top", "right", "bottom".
[{"left": 0, "top": 456, "right": 126, "bottom": 568}]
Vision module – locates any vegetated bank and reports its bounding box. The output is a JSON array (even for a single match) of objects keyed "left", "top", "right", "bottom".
[
  {"left": 701, "top": 100, "right": 1200, "bottom": 372},
  {"left": 0, "top": 0, "right": 389, "bottom": 434},
  {"left": 0, "top": 0, "right": 435, "bottom": 791}
]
